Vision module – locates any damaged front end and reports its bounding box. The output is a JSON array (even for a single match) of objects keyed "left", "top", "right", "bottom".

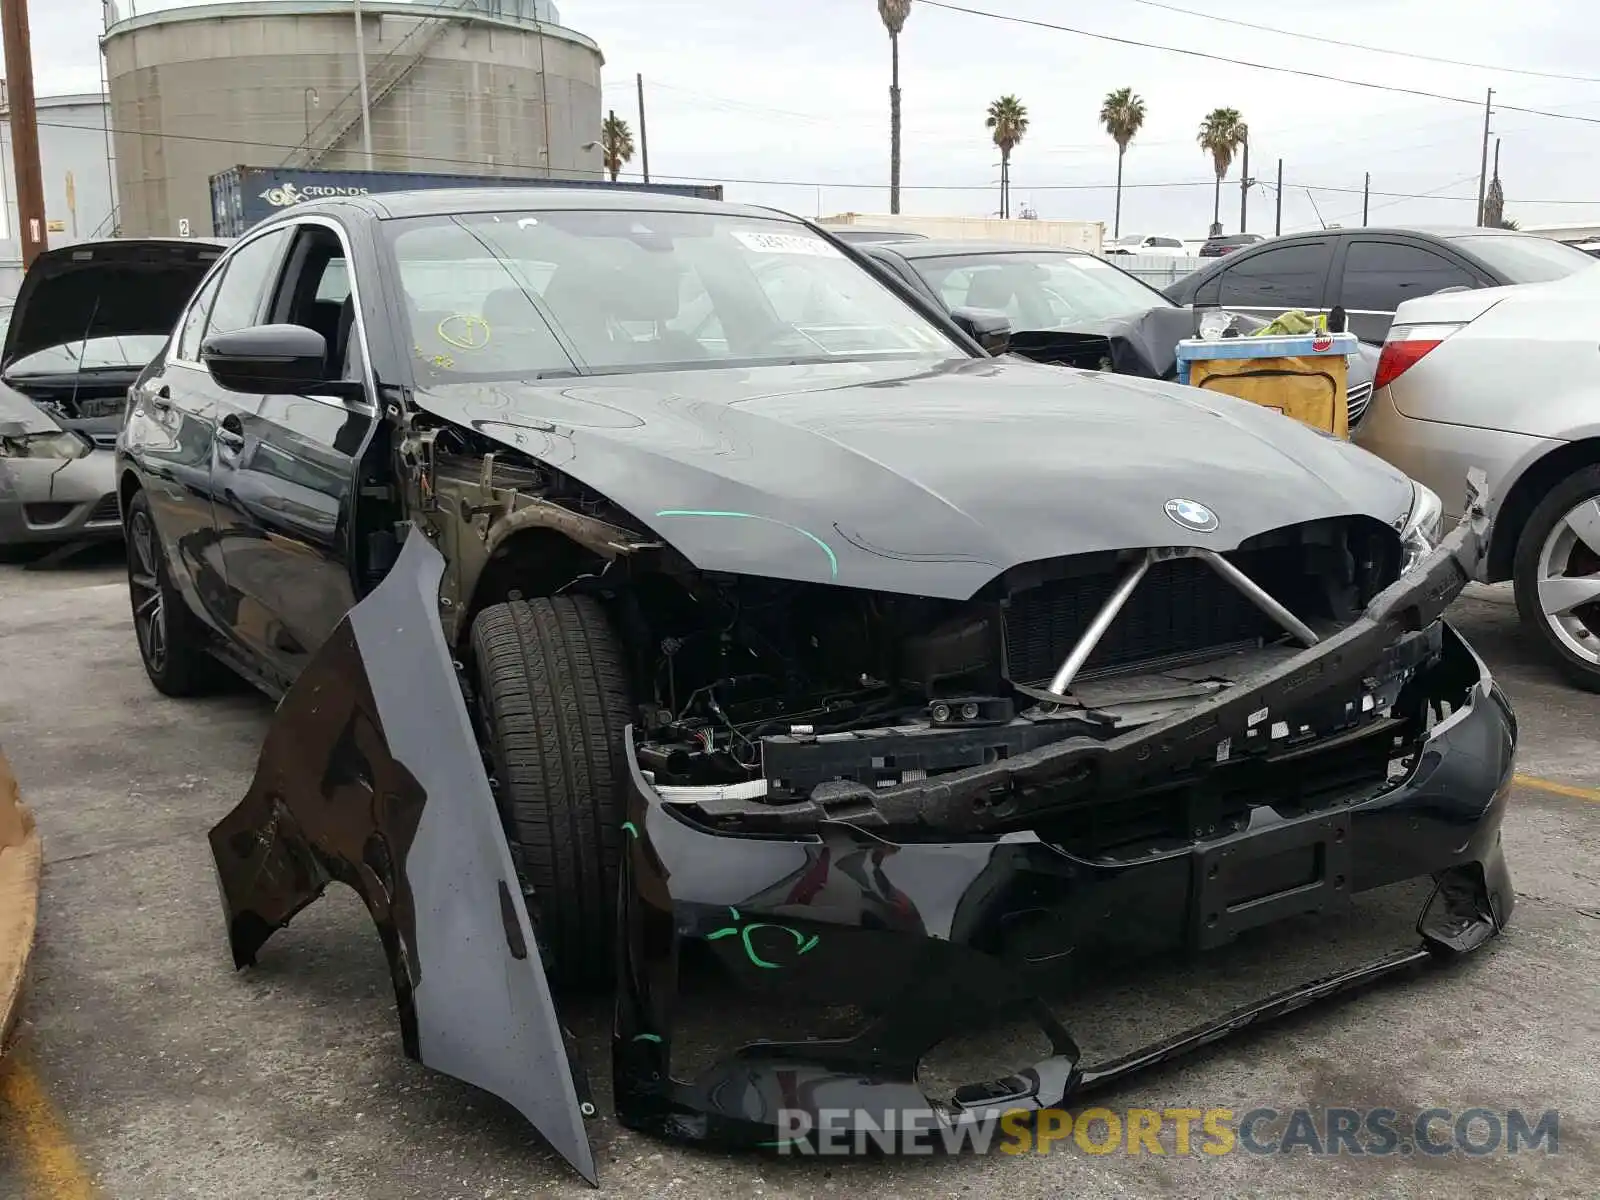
[
  {"left": 612, "top": 504, "right": 1516, "bottom": 1148},
  {"left": 208, "top": 474, "right": 1514, "bottom": 1182}
]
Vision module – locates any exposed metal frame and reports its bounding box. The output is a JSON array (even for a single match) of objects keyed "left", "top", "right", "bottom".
[{"left": 1047, "top": 545, "right": 1321, "bottom": 696}]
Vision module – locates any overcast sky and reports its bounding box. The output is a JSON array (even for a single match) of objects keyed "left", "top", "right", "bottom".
[{"left": 26, "top": 0, "right": 1600, "bottom": 236}]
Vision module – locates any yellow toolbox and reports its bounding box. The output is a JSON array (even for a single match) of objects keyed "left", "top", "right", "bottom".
[{"left": 1176, "top": 331, "right": 1359, "bottom": 437}]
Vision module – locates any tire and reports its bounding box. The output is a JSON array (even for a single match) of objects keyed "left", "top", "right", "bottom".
[
  {"left": 1512, "top": 464, "right": 1600, "bottom": 693},
  {"left": 470, "top": 595, "right": 633, "bottom": 988},
  {"left": 124, "top": 489, "right": 223, "bottom": 696}
]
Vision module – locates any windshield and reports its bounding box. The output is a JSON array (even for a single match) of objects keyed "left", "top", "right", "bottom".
[
  {"left": 7, "top": 333, "right": 169, "bottom": 377},
  {"left": 1450, "top": 234, "right": 1600, "bottom": 283},
  {"left": 383, "top": 208, "right": 964, "bottom": 381},
  {"left": 909, "top": 250, "right": 1169, "bottom": 330}
]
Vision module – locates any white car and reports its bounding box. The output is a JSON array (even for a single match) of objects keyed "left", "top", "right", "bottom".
[
  {"left": 1354, "top": 268, "right": 1600, "bottom": 689},
  {"left": 1105, "top": 233, "right": 1189, "bottom": 258}
]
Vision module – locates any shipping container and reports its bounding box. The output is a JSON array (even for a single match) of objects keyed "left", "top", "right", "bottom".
[
  {"left": 817, "top": 212, "right": 1105, "bottom": 255},
  {"left": 208, "top": 166, "right": 727, "bottom": 237}
]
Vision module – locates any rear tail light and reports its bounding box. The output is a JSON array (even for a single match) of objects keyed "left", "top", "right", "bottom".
[{"left": 1373, "top": 322, "right": 1462, "bottom": 391}]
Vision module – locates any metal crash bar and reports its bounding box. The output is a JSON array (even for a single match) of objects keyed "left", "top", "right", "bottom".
[{"left": 1047, "top": 546, "right": 1321, "bottom": 696}]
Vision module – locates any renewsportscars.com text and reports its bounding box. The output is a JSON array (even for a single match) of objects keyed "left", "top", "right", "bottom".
[{"left": 767, "top": 1106, "right": 1560, "bottom": 1157}]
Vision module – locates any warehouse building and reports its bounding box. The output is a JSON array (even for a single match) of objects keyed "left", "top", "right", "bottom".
[
  {"left": 0, "top": 89, "right": 119, "bottom": 298},
  {"left": 102, "top": 0, "right": 606, "bottom": 237}
]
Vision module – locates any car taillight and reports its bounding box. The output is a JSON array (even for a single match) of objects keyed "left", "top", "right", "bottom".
[{"left": 1373, "top": 322, "right": 1462, "bottom": 391}]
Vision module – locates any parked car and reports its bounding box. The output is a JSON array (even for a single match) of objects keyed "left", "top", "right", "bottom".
[
  {"left": 119, "top": 187, "right": 1512, "bottom": 1183},
  {"left": 1199, "top": 232, "right": 1266, "bottom": 257},
  {"left": 1164, "top": 225, "right": 1600, "bottom": 345},
  {"left": 0, "top": 238, "right": 225, "bottom": 551},
  {"left": 1106, "top": 233, "right": 1189, "bottom": 257},
  {"left": 1354, "top": 270, "right": 1600, "bottom": 690},
  {"left": 855, "top": 237, "right": 1379, "bottom": 421},
  {"left": 823, "top": 226, "right": 929, "bottom": 244}
]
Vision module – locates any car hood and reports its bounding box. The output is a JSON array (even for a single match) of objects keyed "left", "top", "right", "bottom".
[
  {"left": 413, "top": 355, "right": 1416, "bottom": 599},
  {"left": 1, "top": 238, "right": 226, "bottom": 370}
]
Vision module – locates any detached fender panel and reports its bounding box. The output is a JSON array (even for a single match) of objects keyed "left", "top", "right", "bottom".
[{"left": 207, "top": 526, "right": 597, "bottom": 1185}]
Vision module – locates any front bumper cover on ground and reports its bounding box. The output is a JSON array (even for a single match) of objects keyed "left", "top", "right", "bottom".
[{"left": 208, "top": 509, "right": 1513, "bottom": 1186}]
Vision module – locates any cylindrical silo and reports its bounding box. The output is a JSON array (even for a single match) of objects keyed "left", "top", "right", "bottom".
[{"left": 102, "top": 0, "right": 606, "bottom": 237}]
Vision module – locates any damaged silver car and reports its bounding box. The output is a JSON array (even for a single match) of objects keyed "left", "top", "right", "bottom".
[
  {"left": 115, "top": 190, "right": 1515, "bottom": 1184},
  {"left": 0, "top": 238, "right": 225, "bottom": 552}
]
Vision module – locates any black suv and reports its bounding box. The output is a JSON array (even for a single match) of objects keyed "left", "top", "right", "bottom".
[{"left": 1165, "top": 225, "right": 1598, "bottom": 343}]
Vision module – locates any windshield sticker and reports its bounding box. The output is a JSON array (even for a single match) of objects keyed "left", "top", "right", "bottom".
[
  {"left": 732, "top": 230, "right": 842, "bottom": 257},
  {"left": 438, "top": 313, "right": 492, "bottom": 350}
]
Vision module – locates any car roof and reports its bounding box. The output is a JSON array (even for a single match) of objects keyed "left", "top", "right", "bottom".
[
  {"left": 280, "top": 186, "right": 793, "bottom": 224},
  {"left": 1256, "top": 224, "right": 1537, "bottom": 242},
  {"left": 880, "top": 239, "right": 1092, "bottom": 260}
]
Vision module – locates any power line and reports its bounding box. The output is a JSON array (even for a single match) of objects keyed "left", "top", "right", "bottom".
[
  {"left": 917, "top": 0, "right": 1600, "bottom": 128},
  {"left": 1115, "top": 0, "right": 1600, "bottom": 84},
  {"left": 66, "top": 118, "right": 1600, "bottom": 206}
]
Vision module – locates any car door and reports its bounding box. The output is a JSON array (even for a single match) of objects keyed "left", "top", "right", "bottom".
[
  {"left": 124, "top": 252, "right": 243, "bottom": 633},
  {"left": 209, "top": 219, "right": 377, "bottom": 687},
  {"left": 1329, "top": 237, "right": 1487, "bottom": 344},
  {"left": 1192, "top": 237, "right": 1338, "bottom": 319}
]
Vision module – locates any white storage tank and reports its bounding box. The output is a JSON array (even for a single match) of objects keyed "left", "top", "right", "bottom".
[{"left": 102, "top": 0, "right": 607, "bottom": 237}]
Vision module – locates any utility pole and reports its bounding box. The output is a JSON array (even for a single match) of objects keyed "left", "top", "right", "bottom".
[
  {"left": 636, "top": 73, "right": 650, "bottom": 183},
  {"left": 1362, "top": 172, "right": 1370, "bottom": 224},
  {"left": 353, "top": 0, "right": 373, "bottom": 169},
  {"left": 1274, "top": 158, "right": 1283, "bottom": 235},
  {"left": 1238, "top": 133, "right": 1251, "bottom": 234},
  {"left": 1475, "top": 87, "right": 1493, "bottom": 225},
  {"left": 1, "top": 0, "right": 48, "bottom": 266}
]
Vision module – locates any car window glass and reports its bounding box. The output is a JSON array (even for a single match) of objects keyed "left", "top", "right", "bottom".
[
  {"left": 315, "top": 256, "right": 351, "bottom": 303},
  {"left": 1151, "top": 237, "right": 1184, "bottom": 248},
  {"left": 1216, "top": 241, "right": 1331, "bottom": 307},
  {"left": 915, "top": 251, "right": 1167, "bottom": 329},
  {"left": 176, "top": 269, "right": 224, "bottom": 361},
  {"left": 385, "top": 209, "right": 960, "bottom": 382},
  {"left": 206, "top": 229, "right": 292, "bottom": 340},
  {"left": 1340, "top": 241, "right": 1478, "bottom": 312},
  {"left": 1447, "top": 234, "right": 1600, "bottom": 283}
]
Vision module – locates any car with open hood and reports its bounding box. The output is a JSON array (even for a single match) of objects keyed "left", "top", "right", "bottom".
[
  {"left": 115, "top": 190, "right": 1516, "bottom": 1184},
  {"left": 0, "top": 237, "right": 226, "bottom": 549}
]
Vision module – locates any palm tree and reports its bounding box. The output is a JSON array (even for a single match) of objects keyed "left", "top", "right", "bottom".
[
  {"left": 1197, "top": 108, "right": 1247, "bottom": 236},
  {"left": 878, "top": 0, "right": 912, "bottom": 214},
  {"left": 601, "top": 111, "right": 635, "bottom": 182},
  {"left": 986, "top": 95, "right": 1028, "bottom": 219},
  {"left": 1100, "top": 87, "right": 1146, "bottom": 240}
]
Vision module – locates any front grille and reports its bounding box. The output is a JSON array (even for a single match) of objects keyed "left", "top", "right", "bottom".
[
  {"left": 87, "top": 494, "right": 121, "bottom": 523},
  {"left": 1346, "top": 381, "right": 1374, "bottom": 426},
  {"left": 1003, "top": 554, "right": 1281, "bottom": 684}
]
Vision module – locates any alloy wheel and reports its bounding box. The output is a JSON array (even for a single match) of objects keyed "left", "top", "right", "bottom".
[
  {"left": 1535, "top": 495, "right": 1600, "bottom": 667},
  {"left": 127, "top": 510, "right": 168, "bottom": 674}
]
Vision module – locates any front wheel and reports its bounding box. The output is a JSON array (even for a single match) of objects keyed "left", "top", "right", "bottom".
[
  {"left": 125, "top": 489, "right": 223, "bottom": 697},
  {"left": 1512, "top": 464, "right": 1600, "bottom": 692},
  {"left": 470, "top": 595, "right": 634, "bottom": 989}
]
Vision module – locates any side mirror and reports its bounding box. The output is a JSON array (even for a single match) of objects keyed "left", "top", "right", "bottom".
[
  {"left": 201, "top": 324, "right": 330, "bottom": 395},
  {"left": 950, "top": 306, "right": 1012, "bottom": 355}
]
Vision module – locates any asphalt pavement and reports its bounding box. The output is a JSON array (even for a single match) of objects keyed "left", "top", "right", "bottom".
[{"left": 0, "top": 550, "right": 1596, "bottom": 1200}]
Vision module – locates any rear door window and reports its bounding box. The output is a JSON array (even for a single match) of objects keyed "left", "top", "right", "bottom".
[
  {"left": 1212, "top": 241, "right": 1334, "bottom": 308},
  {"left": 1338, "top": 240, "right": 1479, "bottom": 313}
]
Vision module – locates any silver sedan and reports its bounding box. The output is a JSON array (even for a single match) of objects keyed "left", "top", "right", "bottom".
[{"left": 1355, "top": 269, "right": 1600, "bottom": 690}]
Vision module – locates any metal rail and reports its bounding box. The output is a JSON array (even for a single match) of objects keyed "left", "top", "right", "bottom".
[{"left": 1046, "top": 546, "right": 1320, "bottom": 697}]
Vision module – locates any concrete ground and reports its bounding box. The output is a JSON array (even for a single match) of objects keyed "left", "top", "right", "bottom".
[{"left": 0, "top": 552, "right": 1596, "bottom": 1199}]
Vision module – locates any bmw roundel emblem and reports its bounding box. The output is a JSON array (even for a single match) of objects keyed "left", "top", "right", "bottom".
[{"left": 1165, "top": 498, "right": 1219, "bottom": 533}]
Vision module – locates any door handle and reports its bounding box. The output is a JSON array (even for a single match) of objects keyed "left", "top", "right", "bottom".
[{"left": 148, "top": 385, "right": 172, "bottom": 411}]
